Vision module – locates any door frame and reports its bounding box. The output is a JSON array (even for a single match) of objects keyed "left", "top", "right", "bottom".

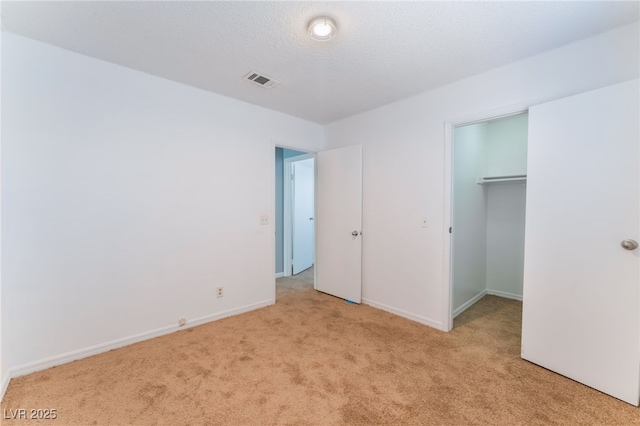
[
  {"left": 283, "top": 153, "right": 315, "bottom": 277},
  {"left": 442, "top": 101, "right": 535, "bottom": 332}
]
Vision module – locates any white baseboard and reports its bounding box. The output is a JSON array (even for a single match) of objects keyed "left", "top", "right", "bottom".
[
  {"left": 9, "top": 299, "right": 274, "bottom": 379},
  {"left": 0, "top": 372, "right": 10, "bottom": 402},
  {"left": 486, "top": 289, "right": 523, "bottom": 301},
  {"left": 453, "top": 290, "right": 487, "bottom": 318},
  {"left": 275, "top": 272, "right": 284, "bottom": 278},
  {"left": 361, "top": 298, "right": 443, "bottom": 331}
]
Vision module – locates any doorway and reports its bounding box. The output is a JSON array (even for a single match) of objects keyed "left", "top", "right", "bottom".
[
  {"left": 285, "top": 154, "right": 315, "bottom": 276},
  {"left": 274, "top": 144, "right": 364, "bottom": 305},
  {"left": 275, "top": 147, "right": 315, "bottom": 279},
  {"left": 449, "top": 112, "right": 529, "bottom": 329}
]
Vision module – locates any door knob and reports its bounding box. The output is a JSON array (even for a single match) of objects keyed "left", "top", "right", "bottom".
[
  {"left": 352, "top": 231, "right": 359, "bottom": 237},
  {"left": 621, "top": 239, "right": 638, "bottom": 250}
]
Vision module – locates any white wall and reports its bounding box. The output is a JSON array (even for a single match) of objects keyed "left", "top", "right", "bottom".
[
  {"left": 275, "top": 147, "right": 284, "bottom": 274},
  {"left": 484, "top": 114, "right": 528, "bottom": 177},
  {"left": 485, "top": 183, "right": 526, "bottom": 299},
  {"left": 1, "top": 33, "right": 323, "bottom": 375},
  {"left": 324, "top": 22, "right": 639, "bottom": 330},
  {"left": 484, "top": 115, "right": 528, "bottom": 299},
  {"left": 452, "top": 123, "right": 488, "bottom": 312},
  {"left": 0, "top": 1, "right": 8, "bottom": 402}
]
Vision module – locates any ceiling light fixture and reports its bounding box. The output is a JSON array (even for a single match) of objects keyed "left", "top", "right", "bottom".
[{"left": 308, "top": 16, "right": 337, "bottom": 42}]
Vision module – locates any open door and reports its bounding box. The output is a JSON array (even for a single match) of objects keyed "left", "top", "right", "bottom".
[
  {"left": 292, "top": 158, "right": 315, "bottom": 274},
  {"left": 316, "top": 145, "right": 363, "bottom": 303},
  {"left": 522, "top": 79, "right": 640, "bottom": 405}
]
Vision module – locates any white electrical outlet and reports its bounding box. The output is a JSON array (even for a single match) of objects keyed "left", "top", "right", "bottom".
[
  {"left": 178, "top": 317, "right": 187, "bottom": 326},
  {"left": 260, "top": 214, "right": 270, "bottom": 225},
  {"left": 421, "top": 217, "right": 429, "bottom": 228},
  {"left": 217, "top": 287, "right": 224, "bottom": 298}
]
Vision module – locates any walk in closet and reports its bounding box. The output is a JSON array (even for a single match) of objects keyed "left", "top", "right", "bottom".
[{"left": 452, "top": 113, "right": 528, "bottom": 318}]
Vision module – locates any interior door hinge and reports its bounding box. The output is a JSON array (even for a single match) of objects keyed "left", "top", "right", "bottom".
[{"left": 449, "top": 227, "right": 452, "bottom": 234}]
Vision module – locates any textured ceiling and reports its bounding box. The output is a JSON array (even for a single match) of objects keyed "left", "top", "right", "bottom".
[{"left": 2, "top": 1, "right": 639, "bottom": 124}]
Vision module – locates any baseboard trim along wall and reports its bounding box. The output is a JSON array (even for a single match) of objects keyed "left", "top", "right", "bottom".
[
  {"left": 453, "top": 290, "right": 487, "bottom": 318},
  {"left": 486, "top": 289, "right": 523, "bottom": 301},
  {"left": 8, "top": 299, "right": 274, "bottom": 380},
  {"left": 0, "top": 373, "right": 10, "bottom": 403},
  {"left": 362, "top": 298, "right": 443, "bottom": 331}
]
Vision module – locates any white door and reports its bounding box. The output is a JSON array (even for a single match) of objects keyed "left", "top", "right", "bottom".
[
  {"left": 316, "top": 145, "right": 363, "bottom": 303},
  {"left": 522, "top": 79, "right": 640, "bottom": 406},
  {"left": 292, "top": 158, "right": 315, "bottom": 274}
]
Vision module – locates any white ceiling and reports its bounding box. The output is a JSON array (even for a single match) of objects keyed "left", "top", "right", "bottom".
[{"left": 2, "top": 1, "right": 639, "bottom": 124}]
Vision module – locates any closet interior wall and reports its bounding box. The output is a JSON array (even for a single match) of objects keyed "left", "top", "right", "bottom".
[{"left": 452, "top": 114, "right": 528, "bottom": 316}]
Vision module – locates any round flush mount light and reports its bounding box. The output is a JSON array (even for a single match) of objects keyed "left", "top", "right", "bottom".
[{"left": 308, "top": 16, "right": 337, "bottom": 41}]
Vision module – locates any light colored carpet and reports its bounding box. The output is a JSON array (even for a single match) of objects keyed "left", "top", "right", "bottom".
[{"left": 2, "top": 271, "right": 638, "bottom": 425}]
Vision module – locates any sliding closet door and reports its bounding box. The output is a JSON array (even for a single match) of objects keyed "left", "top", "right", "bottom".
[{"left": 522, "top": 79, "right": 639, "bottom": 405}]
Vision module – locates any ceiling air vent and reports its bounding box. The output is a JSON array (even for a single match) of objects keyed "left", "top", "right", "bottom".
[{"left": 243, "top": 71, "right": 280, "bottom": 89}]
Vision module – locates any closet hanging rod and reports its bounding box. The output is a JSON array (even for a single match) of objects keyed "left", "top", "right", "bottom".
[{"left": 477, "top": 175, "right": 527, "bottom": 185}]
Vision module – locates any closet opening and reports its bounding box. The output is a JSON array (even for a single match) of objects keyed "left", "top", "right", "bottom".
[{"left": 449, "top": 112, "right": 529, "bottom": 329}]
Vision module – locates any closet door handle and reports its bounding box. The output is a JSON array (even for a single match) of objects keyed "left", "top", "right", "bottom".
[{"left": 621, "top": 239, "right": 638, "bottom": 250}]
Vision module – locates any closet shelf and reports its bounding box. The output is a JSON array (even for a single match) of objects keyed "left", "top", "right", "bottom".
[{"left": 476, "top": 175, "right": 527, "bottom": 185}]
